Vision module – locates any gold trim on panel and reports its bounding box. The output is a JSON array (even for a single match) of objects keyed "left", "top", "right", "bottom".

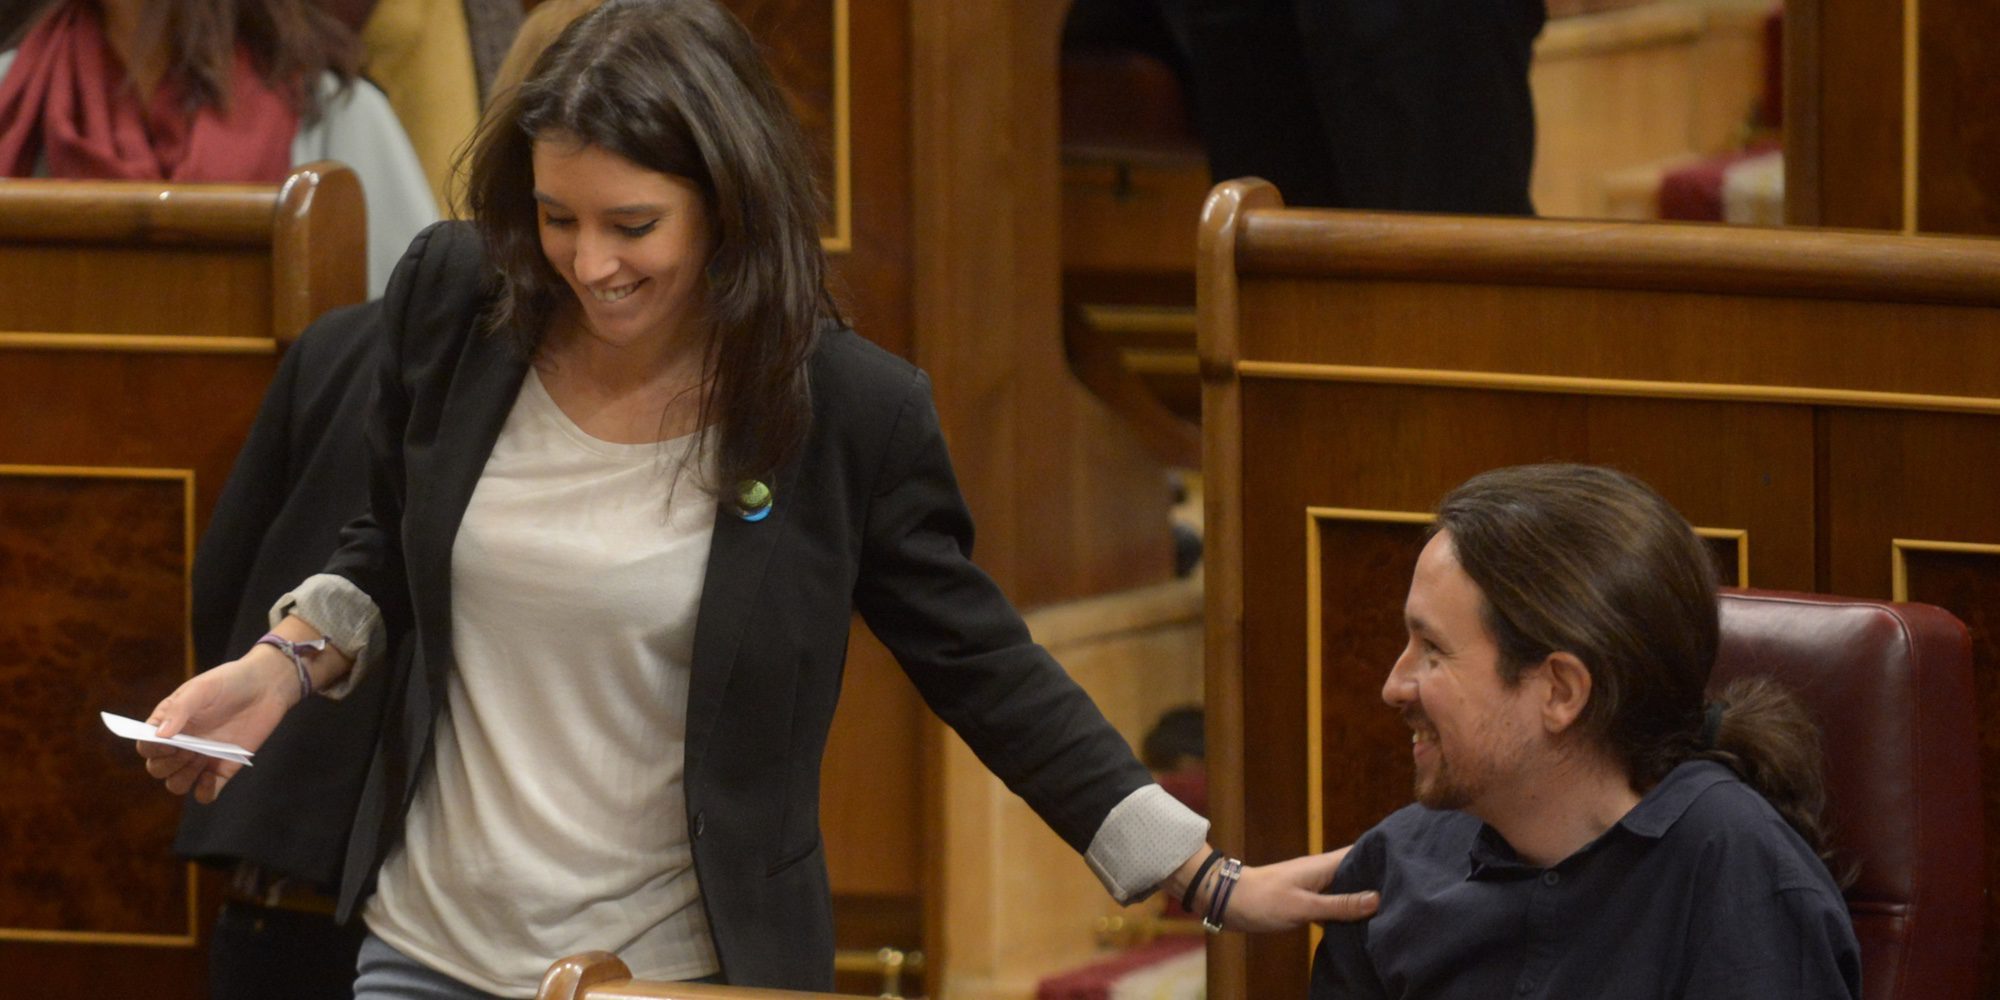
[
  {"left": 1078, "top": 304, "right": 1198, "bottom": 337},
  {"left": 1890, "top": 537, "right": 2000, "bottom": 602},
  {"left": 821, "top": 0, "right": 853, "bottom": 253},
  {"left": 1121, "top": 350, "right": 1198, "bottom": 377},
  {"left": 1695, "top": 527, "right": 1751, "bottom": 588},
  {"left": 0, "top": 464, "right": 201, "bottom": 948},
  {"left": 0, "top": 332, "right": 276, "bottom": 355},
  {"left": 1302, "top": 508, "right": 1435, "bottom": 857},
  {"left": 1303, "top": 507, "right": 1433, "bottom": 953},
  {"left": 1234, "top": 361, "right": 2000, "bottom": 416},
  {"left": 0, "top": 463, "right": 192, "bottom": 482}
]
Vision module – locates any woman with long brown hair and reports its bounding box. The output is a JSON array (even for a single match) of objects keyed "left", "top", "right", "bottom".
[{"left": 131, "top": 1, "right": 1375, "bottom": 995}]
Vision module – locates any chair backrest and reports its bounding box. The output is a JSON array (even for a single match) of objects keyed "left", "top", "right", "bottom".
[{"left": 1714, "top": 589, "right": 1985, "bottom": 1000}]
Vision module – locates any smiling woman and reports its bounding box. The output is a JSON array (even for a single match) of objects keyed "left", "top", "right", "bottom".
[
  {"left": 130, "top": 1, "right": 1379, "bottom": 995},
  {"left": 461, "top": 0, "right": 829, "bottom": 493},
  {"left": 528, "top": 140, "right": 716, "bottom": 444}
]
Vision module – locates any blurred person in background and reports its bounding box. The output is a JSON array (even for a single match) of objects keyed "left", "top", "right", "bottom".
[{"left": 0, "top": 0, "right": 437, "bottom": 295}]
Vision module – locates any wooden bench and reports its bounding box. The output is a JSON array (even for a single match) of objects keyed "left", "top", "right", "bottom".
[
  {"left": 538, "top": 953, "right": 851, "bottom": 1000},
  {"left": 1195, "top": 177, "right": 2000, "bottom": 998},
  {"left": 0, "top": 163, "right": 364, "bottom": 999}
]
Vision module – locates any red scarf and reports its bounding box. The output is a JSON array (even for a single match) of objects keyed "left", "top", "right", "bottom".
[{"left": 0, "top": 3, "right": 298, "bottom": 181}]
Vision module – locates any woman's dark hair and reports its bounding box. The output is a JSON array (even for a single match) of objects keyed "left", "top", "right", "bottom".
[
  {"left": 462, "top": 0, "right": 834, "bottom": 497},
  {"left": 1434, "top": 463, "right": 1843, "bottom": 879},
  {"left": 16, "top": 1, "right": 362, "bottom": 121}
]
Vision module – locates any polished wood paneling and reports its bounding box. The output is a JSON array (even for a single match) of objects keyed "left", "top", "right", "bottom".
[
  {"left": 1061, "top": 160, "right": 1209, "bottom": 281},
  {"left": 1233, "top": 210, "right": 2000, "bottom": 306},
  {"left": 1896, "top": 547, "right": 2000, "bottom": 991},
  {"left": 0, "top": 168, "right": 363, "bottom": 999},
  {"left": 0, "top": 248, "right": 272, "bottom": 343},
  {"left": 1201, "top": 184, "right": 1998, "bottom": 997},
  {"left": 914, "top": 3, "right": 1179, "bottom": 989},
  {"left": 1915, "top": 0, "right": 2000, "bottom": 235},
  {"left": 829, "top": 892, "right": 927, "bottom": 998},
  {"left": 829, "top": 0, "right": 911, "bottom": 359},
  {"left": 1310, "top": 518, "right": 1426, "bottom": 856},
  {"left": 820, "top": 629, "right": 924, "bottom": 900},
  {"left": 723, "top": 0, "right": 845, "bottom": 244},
  {"left": 1, "top": 355, "right": 272, "bottom": 530},
  {"left": 0, "top": 472, "right": 192, "bottom": 940},
  {"left": 1823, "top": 408, "right": 2000, "bottom": 988},
  {"left": 539, "top": 951, "right": 858, "bottom": 999},
  {"left": 1786, "top": 0, "right": 1906, "bottom": 229},
  {"left": 936, "top": 580, "right": 1203, "bottom": 997},
  {"left": 911, "top": 2, "right": 1172, "bottom": 607},
  {"left": 1788, "top": 0, "right": 2000, "bottom": 236}
]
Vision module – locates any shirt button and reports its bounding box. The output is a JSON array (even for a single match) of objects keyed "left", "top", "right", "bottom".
[
  {"left": 693, "top": 812, "right": 706, "bottom": 839},
  {"left": 1541, "top": 870, "right": 1560, "bottom": 886}
]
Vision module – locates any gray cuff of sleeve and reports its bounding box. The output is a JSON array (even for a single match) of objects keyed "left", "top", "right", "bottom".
[
  {"left": 269, "top": 573, "right": 383, "bottom": 699},
  {"left": 1085, "top": 784, "right": 1211, "bottom": 905}
]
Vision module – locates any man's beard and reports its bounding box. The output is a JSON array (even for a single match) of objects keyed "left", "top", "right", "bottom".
[
  {"left": 1414, "top": 751, "right": 1474, "bottom": 811},
  {"left": 1407, "top": 707, "right": 1476, "bottom": 811}
]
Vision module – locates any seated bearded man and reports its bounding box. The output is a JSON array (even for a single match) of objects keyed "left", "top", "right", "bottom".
[{"left": 1311, "top": 464, "right": 1861, "bottom": 1000}]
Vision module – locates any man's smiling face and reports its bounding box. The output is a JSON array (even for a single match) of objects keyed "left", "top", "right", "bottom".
[{"left": 1382, "top": 531, "right": 1548, "bottom": 818}]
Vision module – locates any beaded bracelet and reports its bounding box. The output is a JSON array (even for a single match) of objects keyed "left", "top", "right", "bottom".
[
  {"left": 1180, "top": 849, "right": 1224, "bottom": 913},
  {"left": 1202, "top": 857, "right": 1243, "bottom": 933}
]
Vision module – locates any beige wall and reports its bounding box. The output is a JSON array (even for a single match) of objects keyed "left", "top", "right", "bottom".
[
  {"left": 936, "top": 579, "right": 1205, "bottom": 1000},
  {"left": 1532, "top": 0, "right": 1777, "bottom": 218}
]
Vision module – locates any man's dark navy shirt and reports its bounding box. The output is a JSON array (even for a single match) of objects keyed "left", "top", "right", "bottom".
[{"left": 1311, "top": 761, "right": 1861, "bottom": 1000}]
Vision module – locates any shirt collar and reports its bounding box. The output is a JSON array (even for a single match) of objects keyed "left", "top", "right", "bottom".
[
  {"left": 1464, "top": 760, "right": 1735, "bottom": 877},
  {"left": 1614, "top": 759, "right": 1735, "bottom": 839}
]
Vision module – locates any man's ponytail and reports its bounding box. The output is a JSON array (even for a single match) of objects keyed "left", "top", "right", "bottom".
[{"left": 1700, "top": 676, "right": 1854, "bottom": 886}]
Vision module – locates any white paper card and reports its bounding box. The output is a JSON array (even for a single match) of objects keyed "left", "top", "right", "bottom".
[{"left": 101, "top": 711, "right": 254, "bottom": 766}]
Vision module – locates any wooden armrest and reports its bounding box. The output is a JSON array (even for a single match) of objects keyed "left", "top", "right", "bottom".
[{"left": 537, "top": 953, "right": 860, "bottom": 1000}]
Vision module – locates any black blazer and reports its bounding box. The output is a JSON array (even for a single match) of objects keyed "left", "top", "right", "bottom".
[
  {"left": 329, "top": 223, "right": 1153, "bottom": 989},
  {"left": 176, "top": 301, "right": 394, "bottom": 889}
]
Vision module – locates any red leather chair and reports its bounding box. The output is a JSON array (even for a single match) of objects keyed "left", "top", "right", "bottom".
[{"left": 1715, "top": 590, "right": 1984, "bottom": 1000}]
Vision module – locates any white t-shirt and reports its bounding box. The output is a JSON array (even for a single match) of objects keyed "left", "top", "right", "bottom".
[{"left": 363, "top": 370, "right": 720, "bottom": 995}]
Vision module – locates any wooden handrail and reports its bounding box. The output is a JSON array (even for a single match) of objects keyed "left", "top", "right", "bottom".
[
  {"left": 832, "top": 946, "right": 924, "bottom": 998},
  {"left": 0, "top": 163, "right": 365, "bottom": 347},
  {"left": 1233, "top": 208, "right": 2000, "bottom": 307},
  {"left": 0, "top": 178, "right": 281, "bottom": 247},
  {"left": 536, "top": 949, "right": 925, "bottom": 1000},
  {"left": 537, "top": 952, "right": 841, "bottom": 1000}
]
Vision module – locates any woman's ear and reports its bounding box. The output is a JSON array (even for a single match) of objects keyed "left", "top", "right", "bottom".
[{"left": 1538, "top": 651, "right": 1592, "bottom": 734}]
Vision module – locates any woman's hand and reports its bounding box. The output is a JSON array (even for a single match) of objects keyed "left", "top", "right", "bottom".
[
  {"left": 1168, "top": 843, "right": 1379, "bottom": 933},
  {"left": 1217, "top": 846, "right": 1378, "bottom": 932},
  {"left": 135, "top": 646, "right": 298, "bottom": 804}
]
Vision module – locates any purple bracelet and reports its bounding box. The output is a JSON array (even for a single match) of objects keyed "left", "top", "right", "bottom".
[{"left": 255, "top": 632, "right": 326, "bottom": 703}]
